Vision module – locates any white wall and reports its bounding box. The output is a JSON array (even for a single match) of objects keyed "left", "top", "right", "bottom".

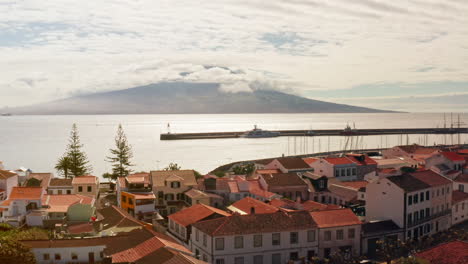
[
  {"left": 452, "top": 200, "right": 468, "bottom": 225},
  {"left": 6, "top": 175, "right": 18, "bottom": 198},
  {"left": 32, "top": 245, "right": 105, "bottom": 264},
  {"left": 317, "top": 225, "right": 361, "bottom": 258},
  {"left": 366, "top": 178, "right": 405, "bottom": 227}
]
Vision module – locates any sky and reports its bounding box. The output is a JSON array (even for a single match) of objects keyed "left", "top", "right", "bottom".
[{"left": 1, "top": 0, "right": 468, "bottom": 112}]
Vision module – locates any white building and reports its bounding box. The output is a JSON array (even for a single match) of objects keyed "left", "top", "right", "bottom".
[
  {"left": 454, "top": 174, "right": 468, "bottom": 193},
  {"left": 0, "top": 186, "right": 44, "bottom": 226},
  {"left": 191, "top": 211, "right": 318, "bottom": 264},
  {"left": 0, "top": 169, "right": 18, "bottom": 200},
  {"left": 452, "top": 190, "right": 468, "bottom": 225},
  {"left": 47, "top": 178, "right": 73, "bottom": 195}
]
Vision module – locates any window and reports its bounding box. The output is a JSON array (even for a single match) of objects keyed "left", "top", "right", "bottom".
[
  {"left": 346, "top": 168, "right": 351, "bottom": 176},
  {"left": 408, "top": 195, "right": 413, "bottom": 205},
  {"left": 456, "top": 204, "right": 459, "bottom": 212},
  {"left": 290, "top": 232, "right": 298, "bottom": 244},
  {"left": 66, "top": 190, "right": 71, "bottom": 194},
  {"left": 43, "top": 254, "right": 50, "bottom": 260},
  {"left": 203, "top": 234, "right": 207, "bottom": 246},
  {"left": 55, "top": 254, "right": 61, "bottom": 260},
  {"left": 307, "top": 230, "right": 316, "bottom": 242},
  {"left": 122, "top": 196, "right": 127, "bottom": 203},
  {"left": 234, "top": 236, "right": 244, "bottom": 248},
  {"left": 324, "top": 231, "right": 332, "bottom": 241},
  {"left": 336, "top": 169, "right": 340, "bottom": 177},
  {"left": 128, "top": 198, "right": 133, "bottom": 205},
  {"left": 352, "top": 168, "right": 356, "bottom": 175},
  {"left": 437, "top": 189, "right": 440, "bottom": 196},
  {"left": 234, "top": 257, "right": 244, "bottom": 264},
  {"left": 408, "top": 214, "right": 413, "bottom": 225},
  {"left": 253, "top": 255, "right": 263, "bottom": 264},
  {"left": 171, "top": 181, "right": 181, "bottom": 188},
  {"left": 414, "top": 194, "right": 418, "bottom": 203},
  {"left": 71, "top": 253, "right": 78, "bottom": 260},
  {"left": 216, "top": 259, "right": 225, "bottom": 264},
  {"left": 169, "top": 220, "right": 174, "bottom": 229},
  {"left": 78, "top": 186, "right": 83, "bottom": 192},
  {"left": 460, "top": 185, "right": 465, "bottom": 192},
  {"left": 195, "top": 229, "right": 199, "bottom": 241},
  {"left": 319, "top": 180, "right": 324, "bottom": 188},
  {"left": 426, "top": 191, "right": 430, "bottom": 200},
  {"left": 442, "top": 188, "right": 445, "bottom": 195},
  {"left": 215, "top": 238, "right": 224, "bottom": 250},
  {"left": 290, "top": 252, "right": 299, "bottom": 261},
  {"left": 420, "top": 209, "right": 424, "bottom": 219},
  {"left": 58, "top": 190, "right": 62, "bottom": 195},
  {"left": 420, "top": 192, "right": 424, "bottom": 202},
  {"left": 426, "top": 208, "right": 430, "bottom": 217},
  {"left": 348, "top": 228, "right": 355, "bottom": 239},
  {"left": 272, "top": 233, "right": 280, "bottom": 246},
  {"left": 254, "top": 234, "right": 262, "bottom": 247},
  {"left": 414, "top": 212, "right": 418, "bottom": 221},
  {"left": 272, "top": 253, "right": 281, "bottom": 264},
  {"left": 336, "top": 229, "right": 344, "bottom": 240},
  {"left": 87, "top": 186, "right": 92, "bottom": 192}
]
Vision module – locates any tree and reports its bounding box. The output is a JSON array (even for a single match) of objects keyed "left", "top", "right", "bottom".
[
  {"left": 232, "top": 163, "right": 255, "bottom": 175},
  {"left": 164, "top": 162, "right": 181, "bottom": 171},
  {"left": 56, "top": 124, "right": 91, "bottom": 177},
  {"left": 376, "top": 239, "right": 408, "bottom": 264},
  {"left": 0, "top": 224, "right": 49, "bottom": 264},
  {"left": 106, "top": 124, "right": 134, "bottom": 181},
  {"left": 54, "top": 156, "right": 72, "bottom": 179}
]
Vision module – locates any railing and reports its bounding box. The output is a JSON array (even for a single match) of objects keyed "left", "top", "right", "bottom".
[{"left": 408, "top": 209, "right": 451, "bottom": 227}]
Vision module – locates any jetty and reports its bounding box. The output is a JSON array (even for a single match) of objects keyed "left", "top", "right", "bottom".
[{"left": 160, "top": 127, "right": 468, "bottom": 140}]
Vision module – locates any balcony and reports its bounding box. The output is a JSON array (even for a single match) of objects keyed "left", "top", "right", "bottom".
[{"left": 408, "top": 210, "right": 451, "bottom": 227}]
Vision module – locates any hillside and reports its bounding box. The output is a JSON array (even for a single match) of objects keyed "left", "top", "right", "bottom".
[{"left": 11, "top": 82, "right": 393, "bottom": 114}]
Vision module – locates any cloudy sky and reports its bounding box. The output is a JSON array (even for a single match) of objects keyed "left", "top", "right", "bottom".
[{"left": 1, "top": 0, "right": 468, "bottom": 112}]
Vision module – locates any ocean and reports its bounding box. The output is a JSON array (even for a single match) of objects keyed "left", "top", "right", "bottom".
[{"left": 1, "top": 113, "right": 467, "bottom": 177}]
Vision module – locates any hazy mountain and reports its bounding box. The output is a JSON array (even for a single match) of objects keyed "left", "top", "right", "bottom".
[{"left": 11, "top": 82, "right": 393, "bottom": 114}]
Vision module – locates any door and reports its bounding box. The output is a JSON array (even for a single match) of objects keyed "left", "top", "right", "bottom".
[
  {"left": 88, "top": 252, "right": 95, "bottom": 264},
  {"left": 367, "top": 238, "right": 379, "bottom": 258}
]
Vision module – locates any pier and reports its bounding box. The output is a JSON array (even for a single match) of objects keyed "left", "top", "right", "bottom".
[{"left": 160, "top": 127, "right": 468, "bottom": 140}]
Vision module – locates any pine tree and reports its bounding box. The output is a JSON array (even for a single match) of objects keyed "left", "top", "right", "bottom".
[
  {"left": 106, "top": 124, "right": 134, "bottom": 181},
  {"left": 56, "top": 124, "right": 91, "bottom": 177}
]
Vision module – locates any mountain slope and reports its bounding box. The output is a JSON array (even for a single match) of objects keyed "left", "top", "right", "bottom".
[{"left": 12, "top": 82, "right": 393, "bottom": 114}]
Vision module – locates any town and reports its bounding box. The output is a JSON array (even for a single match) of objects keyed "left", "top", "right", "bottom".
[{"left": 1, "top": 141, "right": 468, "bottom": 264}]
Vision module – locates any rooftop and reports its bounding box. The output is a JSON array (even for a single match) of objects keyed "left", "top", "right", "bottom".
[
  {"left": 441, "top": 151, "right": 465, "bottom": 162},
  {"left": 274, "top": 157, "right": 311, "bottom": 170},
  {"left": 302, "top": 157, "right": 319, "bottom": 165},
  {"left": 387, "top": 175, "right": 430, "bottom": 193},
  {"left": 42, "top": 194, "right": 94, "bottom": 212},
  {"left": 454, "top": 174, "right": 468, "bottom": 183},
  {"left": 193, "top": 210, "right": 316, "bottom": 236},
  {"left": 310, "top": 208, "right": 361, "bottom": 228},
  {"left": 362, "top": 220, "right": 401, "bottom": 234},
  {"left": 261, "top": 172, "right": 307, "bottom": 187},
  {"left": 8, "top": 186, "right": 43, "bottom": 200},
  {"left": 72, "top": 175, "right": 98, "bottom": 185},
  {"left": 410, "top": 170, "right": 452, "bottom": 187},
  {"left": 323, "top": 157, "right": 355, "bottom": 165},
  {"left": 150, "top": 170, "right": 197, "bottom": 187},
  {"left": 49, "top": 178, "right": 73, "bottom": 187},
  {"left": 397, "top": 144, "right": 439, "bottom": 155},
  {"left": 168, "top": 203, "right": 230, "bottom": 227},
  {"left": 0, "top": 169, "right": 17, "bottom": 179},
  {"left": 415, "top": 240, "right": 468, "bottom": 264},
  {"left": 229, "top": 197, "right": 279, "bottom": 214},
  {"left": 452, "top": 190, "right": 468, "bottom": 204}
]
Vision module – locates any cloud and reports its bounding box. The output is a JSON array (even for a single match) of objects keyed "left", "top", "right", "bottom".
[{"left": 0, "top": 0, "right": 467, "bottom": 112}]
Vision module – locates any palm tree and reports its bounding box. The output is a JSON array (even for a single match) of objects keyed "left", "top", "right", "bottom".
[{"left": 55, "top": 156, "right": 72, "bottom": 179}]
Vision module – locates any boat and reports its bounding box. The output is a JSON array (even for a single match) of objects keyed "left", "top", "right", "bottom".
[
  {"left": 340, "top": 123, "right": 358, "bottom": 136},
  {"left": 241, "top": 125, "right": 280, "bottom": 138}
]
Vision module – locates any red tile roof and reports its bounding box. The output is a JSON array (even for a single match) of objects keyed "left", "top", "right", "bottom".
[
  {"left": 274, "top": 157, "right": 311, "bottom": 170},
  {"left": 42, "top": 194, "right": 94, "bottom": 212},
  {"left": 454, "top": 174, "right": 468, "bottom": 183},
  {"left": 346, "top": 154, "right": 378, "bottom": 166},
  {"left": 72, "top": 175, "right": 98, "bottom": 184},
  {"left": 193, "top": 211, "right": 316, "bottom": 236},
  {"left": 261, "top": 172, "right": 308, "bottom": 187},
  {"left": 324, "top": 157, "right": 355, "bottom": 165},
  {"left": 310, "top": 209, "right": 361, "bottom": 228},
  {"left": 9, "top": 187, "right": 43, "bottom": 200},
  {"left": 301, "top": 200, "right": 340, "bottom": 211},
  {"left": 0, "top": 170, "right": 17, "bottom": 179},
  {"left": 247, "top": 180, "right": 277, "bottom": 199},
  {"left": 303, "top": 158, "right": 319, "bottom": 165},
  {"left": 168, "top": 204, "right": 231, "bottom": 227},
  {"left": 415, "top": 240, "right": 468, "bottom": 264},
  {"left": 452, "top": 190, "right": 468, "bottom": 204},
  {"left": 410, "top": 170, "right": 452, "bottom": 187},
  {"left": 338, "top": 181, "right": 369, "bottom": 190},
  {"left": 457, "top": 149, "right": 468, "bottom": 155},
  {"left": 230, "top": 197, "right": 279, "bottom": 214},
  {"left": 397, "top": 144, "right": 439, "bottom": 155},
  {"left": 441, "top": 151, "right": 465, "bottom": 162}
]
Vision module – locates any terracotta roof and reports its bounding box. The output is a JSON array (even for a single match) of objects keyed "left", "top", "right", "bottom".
[
  {"left": 387, "top": 175, "right": 430, "bottom": 192},
  {"left": 328, "top": 184, "right": 358, "bottom": 201},
  {"left": 193, "top": 210, "right": 316, "bottom": 236},
  {"left": 415, "top": 240, "right": 468, "bottom": 264},
  {"left": 229, "top": 197, "right": 279, "bottom": 214},
  {"left": 324, "top": 157, "right": 355, "bottom": 165},
  {"left": 127, "top": 173, "right": 151, "bottom": 185},
  {"left": 410, "top": 170, "right": 452, "bottom": 187},
  {"left": 261, "top": 172, "right": 307, "bottom": 187},
  {"left": 397, "top": 144, "right": 439, "bottom": 155},
  {"left": 310, "top": 209, "right": 361, "bottom": 228},
  {"left": 300, "top": 200, "right": 340, "bottom": 211},
  {"left": 184, "top": 188, "right": 210, "bottom": 199},
  {"left": 67, "top": 222, "right": 94, "bottom": 234},
  {"left": 346, "top": 154, "right": 378, "bottom": 166},
  {"left": 168, "top": 204, "right": 231, "bottom": 227},
  {"left": 378, "top": 168, "right": 398, "bottom": 174},
  {"left": 454, "top": 174, "right": 468, "bottom": 183},
  {"left": 49, "top": 178, "right": 73, "bottom": 187},
  {"left": 247, "top": 180, "right": 277, "bottom": 199},
  {"left": 125, "top": 192, "right": 155, "bottom": 200},
  {"left": 441, "top": 151, "right": 465, "bottom": 162},
  {"left": 0, "top": 169, "right": 17, "bottom": 179},
  {"left": 254, "top": 159, "right": 275, "bottom": 165},
  {"left": 43, "top": 194, "right": 94, "bottom": 212},
  {"left": 338, "top": 181, "right": 369, "bottom": 190},
  {"left": 9, "top": 187, "right": 43, "bottom": 200},
  {"left": 303, "top": 157, "right": 319, "bottom": 165},
  {"left": 274, "top": 157, "right": 311, "bottom": 170},
  {"left": 27, "top": 173, "right": 52, "bottom": 188},
  {"left": 98, "top": 206, "right": 146, "bottom": 229},
  {"left": 452, "top": 190, "right": 468, "bottom": 204},
  {"left": 150, "top": 170, "right": 197, "bottom": 187},
  {"left": 72, "top": 175, "right": 98, "bottom": 185}
]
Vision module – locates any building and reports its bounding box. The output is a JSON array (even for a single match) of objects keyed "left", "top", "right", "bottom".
[
  {"left": 454, "top": 173, "right": 468, "bottom": 192},
  {"left": 269, "top": 198, "right": 339, "bottom": 212},
  {"left": 72, "top": 175, "right": 99, "bottom": 198},
  {"left": 0, "top": 186, "right": 44, "bottom": 226},
  {"left": 257, "top": 172, "right": 309, "bottom": 201},
  {"left": 47, "top": 178, "right": 73, "bottom": 195},
  {"left": 191, "top": 210, "right": 318, "bottom": 263},
  {"left": 37, "top": 194, "right": 95, "bottom": 227},
  {"left": 382, "top": 144, "right": 439, "bottom": 162},
  {"left": 426, "top": 151, "right": 465, "bottom": 179},
  {"left": 150, "top": 170, "right": 198, "bottom": 216},
  {"left": 183, "top": 188, "right": 224, "bottom": 208},
  {"left": 263, "top": 157, "right": 314, "bottom": 173},
  {"left": 361, "top": 220, "right": 404, "bottom": 257},
  {"left": 227, "top": 197, "right": 279, "bottom": 215},
  {"left": 366, "top": 171, "right": 452, "bottom": 241},
  {"left": 308, "top": 157, "right": 359, "bottom": 181},
  {"left": 120, "top": 191, "right": 156, "bottom": 221},
  {"left": 310, "top": 209, "right": 362, "bottom": 259},
  {"left": 25, "top": 173, "right": 53, "bottom": 189},
  {"left": 452, "top": 190, "right": 468, "bottom": 225},
  {"left": 414, "top": 240, "right": 468, "bottom": 264},
  {"left": 168, "top": 203, "right": 231, "bottom": 244},
  {"left": 0, "top": 169, "right": 18, "bottom": 200}
]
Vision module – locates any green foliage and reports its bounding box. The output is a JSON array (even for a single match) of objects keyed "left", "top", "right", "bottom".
[
  {"left": 56, "top": 124, "right": 91, "bottom": 177},
  {"left": 232, "top": 163, "right": 255, "bottom": 175},
  {"left": 106, "top": 124, "right": 134, "bottom": 181},
  {"left": 213, "top": 171, "right": 225, "bottom": 177},
  {"left": 0, "top": 225, "right": 49, "bottom": 264},
  {"left": 194, "top": 170, "right": 203, "bottom": 179},
  {"left": 164, "top": 162, "right": 181, "bottom": 171},
  {"left": 24, "top": 178, "right": 41, "bottom": 187}
]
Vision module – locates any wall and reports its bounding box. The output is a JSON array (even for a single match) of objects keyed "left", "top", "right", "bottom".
[
  {"left": 68, "top": 203, "right": 95, "bottom": 222},
  {"left": 317, "top": 225, "right": 361, "bottom": 258},
  {"left": 31, "top": 245, "right": 105, "bottom": 264},
  {"left": 452, "top": 199, "right": 468, "bottom": 225},
  {"left": 73, "top": 183, "right": 98, "bottom": 198},
  {"left": 366, "top": 178, "right": 405, "bottom": 228}
]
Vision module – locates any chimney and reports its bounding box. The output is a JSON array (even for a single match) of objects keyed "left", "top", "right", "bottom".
[{"left": 250, "top": 207, "right": 256, "bottom": 214}]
